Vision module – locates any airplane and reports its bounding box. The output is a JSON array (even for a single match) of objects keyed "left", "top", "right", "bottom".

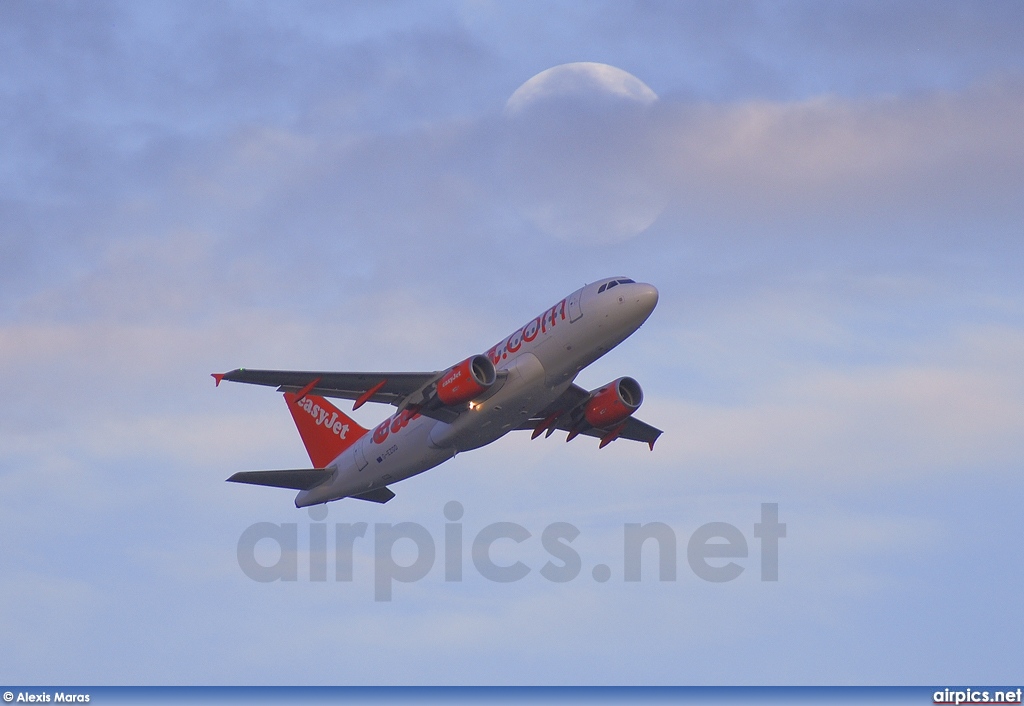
[{"left": 213, "top": 277, "right": 660, "bottom": 507}]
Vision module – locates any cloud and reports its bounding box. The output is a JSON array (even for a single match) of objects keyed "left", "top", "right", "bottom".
[
  {"left": 632, "top": 319, "right": 1024, "bottom": 486},
  {"left": 658, "top": 78, "right": 1024, "bottom": 245}
]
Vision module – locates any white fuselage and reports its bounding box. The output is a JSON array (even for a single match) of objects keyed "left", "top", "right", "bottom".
[{"left": 294, "top": 279, "right": 658, "bottom": 507}]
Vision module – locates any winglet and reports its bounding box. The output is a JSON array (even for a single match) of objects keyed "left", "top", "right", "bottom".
[{"left": 212, "top": 373, "right": 225, "bottom": 387}]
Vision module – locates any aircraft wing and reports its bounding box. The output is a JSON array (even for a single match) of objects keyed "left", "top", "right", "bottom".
[
  {"left": 518, "top": 383, "right": 663, "bottom": 449},
  {"left": 215, "top": 368, "right": 438, "bottom": 407},
  {"left": 214, "top": 367, "right": 510, "bottom": 423},
  {"left": 576, "top": 416, "right": 662, "bottom": 448}
]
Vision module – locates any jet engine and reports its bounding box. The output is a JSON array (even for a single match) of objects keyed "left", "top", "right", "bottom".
[
  {"left": 436, "top": 355, "right": 497, "bottom": 406},
  {"left": 583, "top": 377, "right": 643, "bottom": 429}
]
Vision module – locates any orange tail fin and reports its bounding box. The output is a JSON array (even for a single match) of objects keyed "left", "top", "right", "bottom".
[{"left": 284, "top": 392, "right": 368, "bottom": 468}]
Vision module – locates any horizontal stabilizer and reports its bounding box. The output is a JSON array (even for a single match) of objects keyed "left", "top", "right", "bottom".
[
  {"left": 351, "top": 487, "right": 395, "bottom": 504},
  {"left": 227, "top": 469, "right": 333, "bottom": 491}
]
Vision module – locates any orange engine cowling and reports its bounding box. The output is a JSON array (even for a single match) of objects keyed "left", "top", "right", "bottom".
[
  {"left": 436, "top": 355, "right": 497, "bottom": 406},
  {"left": 583, "top": 377, "right": 643, "bottom": 429}
]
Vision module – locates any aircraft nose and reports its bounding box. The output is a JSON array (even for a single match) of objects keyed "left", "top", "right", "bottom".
[{"left": 634, "top": 282, "right": 659, "bottom": 317}]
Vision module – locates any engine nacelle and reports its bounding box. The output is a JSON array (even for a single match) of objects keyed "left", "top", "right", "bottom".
[
  {"left": 583, "top": 377, "right": 643, "bottom": 429},
  {"left": 436, "top": 355, "right": 497, "bottom": 406}
]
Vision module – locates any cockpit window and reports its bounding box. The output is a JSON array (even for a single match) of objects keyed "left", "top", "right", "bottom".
[{"left": 599, "top": 278, "right": 634, "bottom": 293}]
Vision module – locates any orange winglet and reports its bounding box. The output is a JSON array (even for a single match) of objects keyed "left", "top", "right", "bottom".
[
  {"left": 211, "top": 373, "right": 225, "bottom": 387},
  {"left": 294, "top": 377, "right": 322, "bottom": 403},
  {"left": 353, "top": 379, "right": 387, "bottom": 410},
  {"left": 598, "top": 422, "right": 627, "bottom": 450}
]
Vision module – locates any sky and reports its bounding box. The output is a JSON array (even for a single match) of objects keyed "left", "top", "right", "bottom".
[{"left": 2, "top": 0, "right": 1023, "bottom": 686}]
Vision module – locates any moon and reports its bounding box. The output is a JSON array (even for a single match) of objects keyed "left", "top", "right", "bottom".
[
  {"left": 503, "top": 62, "right": 666, "bottom": 245},
  {"left": 506, "top": 62, "right": 658, "bottom": 115}
]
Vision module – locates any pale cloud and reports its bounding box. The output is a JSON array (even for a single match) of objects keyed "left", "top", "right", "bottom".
[
  {"left": 660, "top": 78, "right": 1024, "bottom": 235},
  {"left": 640, "top": 338, "right": 1024, "bottom": 484}
]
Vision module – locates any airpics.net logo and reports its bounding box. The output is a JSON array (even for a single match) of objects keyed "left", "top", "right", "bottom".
[
  {"left": 236, "top": 502, "right": 786, "bottom": 601},
  {"left": 934, "top": 688, "right": 1023, "bottom": 704}
]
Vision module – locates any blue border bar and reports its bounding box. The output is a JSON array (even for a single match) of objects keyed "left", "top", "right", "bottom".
[{"left": 3, "top": 686, "right": 1017, "bottom": 705}]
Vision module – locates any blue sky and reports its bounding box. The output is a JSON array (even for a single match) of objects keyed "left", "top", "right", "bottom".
[{"left": 2, "top": 0, "right": 1023, "bottom": 685}]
